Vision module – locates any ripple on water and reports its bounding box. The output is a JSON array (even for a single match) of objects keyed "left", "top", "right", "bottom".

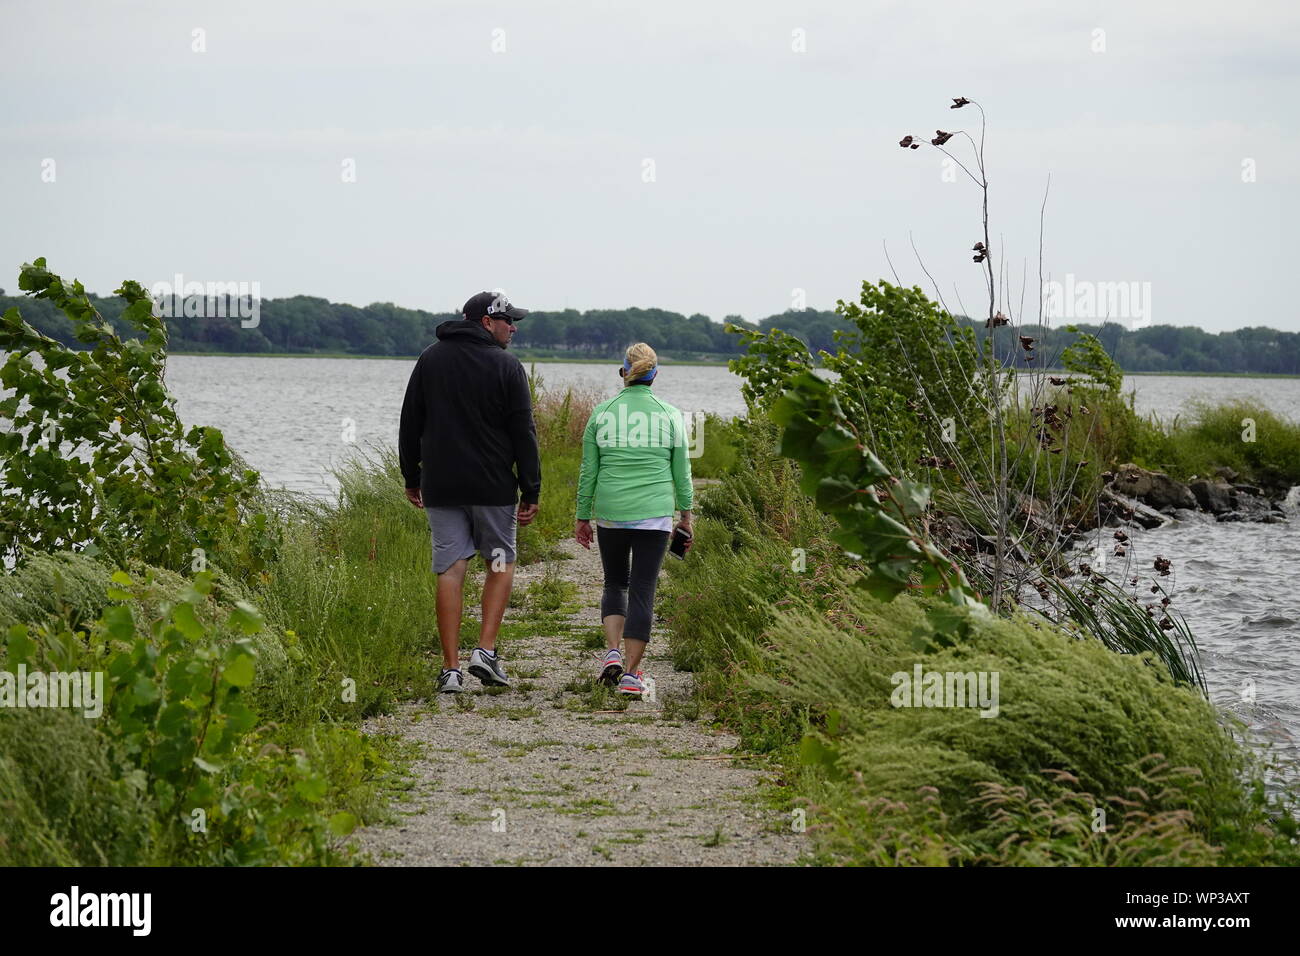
[
  {"left": 1109, "top": 515, "right": 1300, "bottom": 782},
  {"left": 1241, "top": 614, "right": 1298, "bottom": 628}
]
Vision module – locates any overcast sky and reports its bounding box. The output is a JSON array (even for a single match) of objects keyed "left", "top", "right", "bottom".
[{"left": 2, "top": 0, "right": 1296, "bottom": 332}]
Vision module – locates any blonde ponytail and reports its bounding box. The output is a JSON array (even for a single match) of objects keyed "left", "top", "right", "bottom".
[{"left": 623, "top": 342, "right": 658, "bottom": 386}]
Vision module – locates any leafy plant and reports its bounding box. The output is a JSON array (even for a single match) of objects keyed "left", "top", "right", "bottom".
[
  {"left": 3, "top": 568, "right": 353, "bottom": 864},
  {"left": 726, "top": 325, "right": 815, "bottom": 411},
  {"left": 0, "top": 259, "right": 277, "bottom": 576},
  {"left": 769, "top": 370, "right": 982, "bottom": 622},
  {"left": 1061, "top": 326, "right": 1123, "bottom": 392}
]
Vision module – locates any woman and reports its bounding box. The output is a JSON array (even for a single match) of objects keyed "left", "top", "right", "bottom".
[{"left": 574, "top": 342, "right": 694, "bottom": 698}]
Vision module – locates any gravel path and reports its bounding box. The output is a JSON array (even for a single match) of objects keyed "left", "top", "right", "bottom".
[{"left": 351, "top": 535, "right": 803, "bottom": 866}]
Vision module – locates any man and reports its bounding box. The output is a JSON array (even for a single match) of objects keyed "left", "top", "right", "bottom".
[{"left": 399, "top": 291, "right": 541, "bottom": 693}]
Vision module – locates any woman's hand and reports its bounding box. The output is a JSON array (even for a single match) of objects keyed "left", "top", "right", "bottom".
[
  {"left": 575, "top": 519, "right": 594, "bottom": 550},
  {"left": 675, "top": 511, "right": 694, "bottom": 554}
]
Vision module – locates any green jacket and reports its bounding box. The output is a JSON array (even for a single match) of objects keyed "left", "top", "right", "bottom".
[{"left": 576, "top": 385, "right": 694, "bottom": 521}]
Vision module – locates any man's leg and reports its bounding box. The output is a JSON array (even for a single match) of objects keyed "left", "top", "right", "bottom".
[
  {"left": 436, "top": 558, "right": 469, "bottom": 666},
  {"left": 427, "top": 505, "right": 477, "bottom": 674},
  {"left": 478, "top": 561, "right": 515, "bottom": 651},
  {"left": 464, "top": 505, "right": 519, "bottom": 686}
]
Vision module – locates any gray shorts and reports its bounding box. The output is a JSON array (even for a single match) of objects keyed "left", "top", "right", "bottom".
[{"left": 425, "top": 505, "right": 518, "bottom": 574}]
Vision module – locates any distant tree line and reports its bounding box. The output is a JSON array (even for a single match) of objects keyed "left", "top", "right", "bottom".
[{"left": 1, "top": 290, "right": 1296, "bottom": 375}]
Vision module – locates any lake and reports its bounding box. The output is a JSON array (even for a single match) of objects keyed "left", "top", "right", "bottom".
[{"left": 164, "top": 356, "right": 1300, "bottom": 498}]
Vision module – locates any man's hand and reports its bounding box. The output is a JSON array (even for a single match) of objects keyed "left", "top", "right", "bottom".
[
  {"left": 517, "top": 502, "right": 539, "bottom": 526},
  {"left": 405, "top": 487, "right": 423, "bottom": 508},
  {"left": 575, "top": 519, "right": 593, "bottom": 550}
]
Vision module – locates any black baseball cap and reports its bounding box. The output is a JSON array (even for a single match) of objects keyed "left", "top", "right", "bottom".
[{"left": 463, "top": 291, "right": 529, "bottom": 322}]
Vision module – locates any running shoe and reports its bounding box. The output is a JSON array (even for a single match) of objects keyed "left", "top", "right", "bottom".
[
  {"left": 468, "top": 647, "right": 510, "bottom": 688},
  {"left": 599, "top": 648, "right": 624, "bottom": 686},
  {"left": 437, "top": 668, "right": 464, "bottom": 694},
  {"left": 617, "top": 670, "right": 645, "bottom": 698}
]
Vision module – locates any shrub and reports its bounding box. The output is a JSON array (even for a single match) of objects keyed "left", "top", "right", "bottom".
[
  {"left": 1, "top": 568, "right": 357, "bottom": 865},
  {"left": 0, "top": 259, "right": 277, "bottom": 578},
  {"left": 688, "top": 412, "right": 741, "bottom": 480},
  {"left": 728, "top": 281, "right": 990, "bottom": 477}
]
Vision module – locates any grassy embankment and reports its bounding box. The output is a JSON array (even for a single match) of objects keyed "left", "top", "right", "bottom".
[
  {"left": 1129, "top": 399, "right": 1300, "bottom": 491},
  {"left": 659, "top": 398, "right": 1300, "bottom": 866}
]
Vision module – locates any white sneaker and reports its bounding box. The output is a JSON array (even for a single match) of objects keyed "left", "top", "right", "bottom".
[
  {"left": 437, "top": 668, "right": 464, "bottom": 694},
  {"left": 468, "top": 647, "right": 510, "bottom": 688},
  {"left": 599, "top": 648, "right": 624, "bottom": 686},
  {"left": 617, "top": 670, "right": 646, "bottom": 698}
]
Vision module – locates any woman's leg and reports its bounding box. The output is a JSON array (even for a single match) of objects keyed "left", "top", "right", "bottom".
[
  {"left": 622, "top": 529, "right": 671, "bottom": 672},
  {"left": 595, "top": 526, "right": 632, "bottom": 651}
]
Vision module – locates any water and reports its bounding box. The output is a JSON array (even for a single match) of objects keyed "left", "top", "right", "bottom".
[
  {"left": 1124, "top": 375, "right": 1300, "bottom": 424},
  {"left": 163, "top": 356, "right": 1300, "bottom": 496},
  {"left": 70, "top": 356, "right": 1300, "bottom": 774},
  {"left": 163, "top": 357, "right": 752, "bottom": 496},
  {"left": 1100, "top": 515, "right": 1300, "bottom": 777}
]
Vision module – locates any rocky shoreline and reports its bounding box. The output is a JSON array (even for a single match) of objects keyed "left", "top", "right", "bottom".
[
  {"left": 933, "top": 463, "right": 1292, "bottom": 577},
  {"left": 1100, "top": 463, "right": 1291, "bottom": 530}
]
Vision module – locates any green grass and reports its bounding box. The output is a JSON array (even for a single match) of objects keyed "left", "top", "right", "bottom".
[
  {"left": 523, "top": 567, "right": 578, "bottom": 613},
  {"left": 0, "top": 708, "right": 151, "bottom": 866},
  {"left": 573, "top": 626, "right": 608, "bottom": 651},
  {"left": 661, "top": 407, "right": 1300, "bottom": 866},
  {"left": 1133, "top": 399, "right": 1300, "bottom": 490},
  {"left": 689, "top": 412, "right": 743, "bottom": 480}
]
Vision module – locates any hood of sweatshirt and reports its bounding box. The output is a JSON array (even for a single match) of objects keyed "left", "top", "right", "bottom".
[{"left": 436, "top": 319, "right": 501, "bottom": 348}]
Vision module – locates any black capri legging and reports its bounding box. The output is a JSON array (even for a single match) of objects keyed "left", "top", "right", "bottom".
[{"left": 596, "top": 526, "right": 671, "bottom": 642}]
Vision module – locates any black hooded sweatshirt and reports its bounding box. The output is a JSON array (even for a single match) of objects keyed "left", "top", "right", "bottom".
[{"left": 399, "top": 319, "right": 541, "bottom": 506}]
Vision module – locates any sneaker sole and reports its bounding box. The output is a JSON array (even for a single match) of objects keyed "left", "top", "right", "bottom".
[
  {"left": 616, "top": 685, "right": 643, "bottom": 698},
  {"left": 600, "top": 662, "right": 624, "bottom": 686},
  {"left": 439, "top": 683, "right": 464, "bottom": 694},
  {"left": 468, "top": 663, "right": 510, "bottom": 688}
]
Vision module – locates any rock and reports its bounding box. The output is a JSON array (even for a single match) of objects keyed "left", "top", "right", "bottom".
[
  {"left": 1214, "top": 466, "right": 1240, "bottom": 482},
  {"left": 1112, "top": 463, "right": 1197, "bottom": 511},
  {"left": 974, "top": 534, "right": 1029, "bottom": 562},
  {"left": 1234, "top": 492, "right": 1273, "bottom": 519},
  {"left": 1217, "top": 488, "right": 1290, "bottom": 523},
  {"left": 1012, "top": 492, "right": 1066, "bottom": 543},
  {"left": 1217, "top": 511, "right": 1287, "bottom": 524},
  {"left": 1099, "top": 488, "right": 1169, "bottom": 530},
  {"left": 932, "top": 514, "right": 978, "bottom": 554},
  {"left": 1189, "top": 477, "right": 1234, "bottom": 514}
]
